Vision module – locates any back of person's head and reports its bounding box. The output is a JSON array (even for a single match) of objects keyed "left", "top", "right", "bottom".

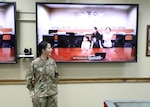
[
  {"left": 93, "top": 26, "right": 98, "bottom": 30},
  {"left": 38, "top": 41, "right": 48, "bottom": 57}
]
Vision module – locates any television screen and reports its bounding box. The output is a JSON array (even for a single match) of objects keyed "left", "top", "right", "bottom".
[
  {"left": 36, "top": 2, "right": 138, "bottom": 63},
  {"left": 0, "top": 2, "right": 17, "bottom": 64}
]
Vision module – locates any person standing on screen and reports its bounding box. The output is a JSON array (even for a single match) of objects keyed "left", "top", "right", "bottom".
[
  {"left": 102, "top": 27, "right": 115, "bottom": 48},
  {"left": 25, "top": 41, "right": 59, "bottom": 107},
  {"left": 90, "top": 27, "right": 103, "bottom": 48},
  {"left": 81, "top": 36, "right": 91, "bottom": 50}
]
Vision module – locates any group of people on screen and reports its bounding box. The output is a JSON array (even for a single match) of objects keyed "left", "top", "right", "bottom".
[{"left": 81, "top": 27, "right": 115, "bottom": 50}]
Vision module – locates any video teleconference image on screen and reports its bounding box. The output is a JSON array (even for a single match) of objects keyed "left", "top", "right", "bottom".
[
  {"left": 36, "top": 2, "right": 138, "bottom": 63},
  {"left": 0, "top": 2, "right": 17, "bottom": 64}
]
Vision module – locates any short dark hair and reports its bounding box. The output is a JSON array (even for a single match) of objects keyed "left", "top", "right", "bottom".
[
  {"left": 93, "top": 26, "right": 97, "bottom": 30},
  {"left": 85, "top": 36, "right": 89, "bottom": 41},
  {"left": 105, "top": 27, "right": 111, "bottom": 31},
  {"left": 38, "top": 41, "right": 48, "bottom": 57}
]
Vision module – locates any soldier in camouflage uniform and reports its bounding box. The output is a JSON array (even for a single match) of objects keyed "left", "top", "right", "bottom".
[{"left": 25, "top": 41, "right": 59, "bottom": 107}]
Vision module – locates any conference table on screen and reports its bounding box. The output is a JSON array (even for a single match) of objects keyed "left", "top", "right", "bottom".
[
  {"left": 50, "top": 47, "right": 136, "bottom": 62},
  {"left": 0, "top": 48, "right": 15, "bottom": 62}
]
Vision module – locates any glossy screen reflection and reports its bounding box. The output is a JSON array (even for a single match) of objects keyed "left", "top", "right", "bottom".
[{"left": 36, "top": 3, "right": 138, "bottom": 63}]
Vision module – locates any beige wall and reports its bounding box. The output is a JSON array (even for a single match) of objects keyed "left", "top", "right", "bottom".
[
  {"left": 1, "top": 83, "right": 150, "bottom": 107},
  {"left": 0, "top": 0, "right": 150, "bottom": 107}
]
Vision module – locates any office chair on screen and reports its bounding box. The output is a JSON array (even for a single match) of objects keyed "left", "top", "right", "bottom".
[
  {"left": 0, "top": 34, "right": 2, "bottom": 47},
  {"left": 2, "top": 34, "right": 12, "bottom": 48},
  {"left": 124, "top": 34, "right": 135, "bottom": 47},
  {"left": 114, "top": 34, "right": 125, "bottom": 47}
]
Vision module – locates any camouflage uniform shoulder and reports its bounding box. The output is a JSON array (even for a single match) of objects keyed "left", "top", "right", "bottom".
[
  {"left": 31, "top": 57, "right": 41, "bottom": 65},
  {"left": 48, "top": 57, "right": 56, "bottom": 64}
]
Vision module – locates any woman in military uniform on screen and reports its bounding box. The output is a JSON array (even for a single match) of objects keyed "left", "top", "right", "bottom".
[{"left": 90, "top": 27, "right": 103, "bottom": 48}]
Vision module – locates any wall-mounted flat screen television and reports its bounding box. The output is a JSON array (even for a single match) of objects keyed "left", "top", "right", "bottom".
[
  {"left": 0, "top": 2, "right": 17, "bottom": 64},
  {"left": 36, "top": 2, "right": 138, "bottom": 63}
]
